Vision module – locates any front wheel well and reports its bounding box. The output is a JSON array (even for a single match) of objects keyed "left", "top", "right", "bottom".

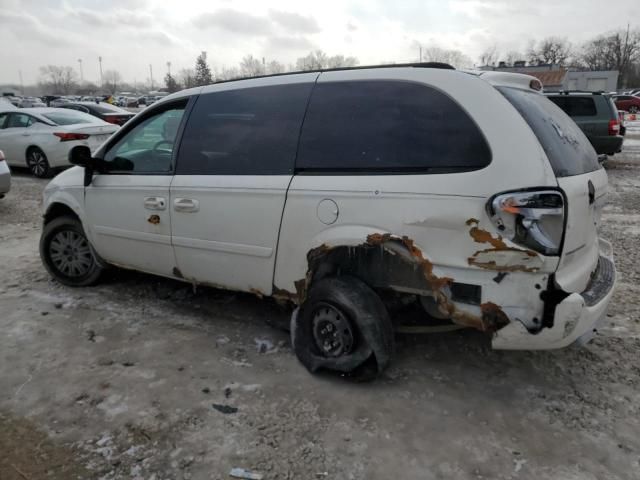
[{"left": 44, "top": 203, "right": 79, "bottom": 225}]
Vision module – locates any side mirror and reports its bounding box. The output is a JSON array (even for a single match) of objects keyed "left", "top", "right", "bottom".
[
  {"left": 597, "top": 154, "right": 608, "bottom": 164},
  {"left": 69, "top": 145, "right": 92, "bottom": 167},
  {"left": 69, "top": 146, "right": 97, "bottom": 187}
]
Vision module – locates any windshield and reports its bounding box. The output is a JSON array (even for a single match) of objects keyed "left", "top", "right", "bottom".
[
  {"left": 499, "top": 87, "right": 601, "bottom": 177},
  {"left": 42, "top": 111, "right": 101, "bottom": 125}
]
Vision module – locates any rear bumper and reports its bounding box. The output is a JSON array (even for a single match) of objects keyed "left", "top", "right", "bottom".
[
  {"left": 591, "top": 135, "right": 624, "bottom": 155},
  {"left": 492, "top": 239, "right": 616, "bottom": 350}
]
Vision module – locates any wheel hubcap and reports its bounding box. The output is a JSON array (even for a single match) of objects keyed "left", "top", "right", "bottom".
[
  {"left": 312, "top": 303, "right": 354, "bottom": 357},
  {"left": 29, "top": 151, "right": 46, "bottom": 176},
  {"left": 49, "top": 230, "right": 93, "bottom": 277}
]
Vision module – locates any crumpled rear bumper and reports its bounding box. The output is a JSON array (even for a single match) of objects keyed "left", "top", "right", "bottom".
[{"left": 492, "top": 239, "right": 616, "bottom": 350}]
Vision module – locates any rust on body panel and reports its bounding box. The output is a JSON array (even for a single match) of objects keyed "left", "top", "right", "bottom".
[
  {"left": 466, "top": 218, "right": 542, "bottom": 272},
  {"left": 276, "top": 232, "right": 510, "bottom": 333}
]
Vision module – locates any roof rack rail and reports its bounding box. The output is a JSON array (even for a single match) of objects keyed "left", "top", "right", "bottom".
[
  {"left": 553, "top": 90, "right": 605, "bottom": 95},
  {"left": 209, "top": 62, "right": 456, "bottom": 86}
]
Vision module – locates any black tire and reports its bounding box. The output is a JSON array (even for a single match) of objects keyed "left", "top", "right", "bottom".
[
  {"left": 40, "top": 216, "right": 104, "bottom": 287},
  {"left": 292, "top": 276, "right": 394, "bottom": 377},
  {"left": 26, "top": 147, "right": 51, "bottom": 178}
]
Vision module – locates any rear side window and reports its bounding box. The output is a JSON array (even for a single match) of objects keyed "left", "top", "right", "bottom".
[
  {"left": 297, "top": 80, "right": 491, "bottom": 173},
  {"left": 176, "top": 83, "right": 313, "bottom": 175},
  {"left": 499, "top": 87, "right": 600, "bottom": 177},
  {"left": 548, "top": 96, "right": 597, "bottom": 116}
]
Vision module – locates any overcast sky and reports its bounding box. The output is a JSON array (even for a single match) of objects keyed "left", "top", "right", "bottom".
[{"left": 1, "top": 0, "right": 639, "bottom": 85}]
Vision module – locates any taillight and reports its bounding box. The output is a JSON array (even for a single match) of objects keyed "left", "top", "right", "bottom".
[
  {"left": 53, "top": 132, "right": 90, "bottom": 142},
  {"left": 103, "top": 115, "right": 120, "bottom": 124},
  {"left": 608, "top": 119, "right": 620, "bottom": 136},
  {"left": 487, "top": 190, "right": 565, "bottom": 256}
]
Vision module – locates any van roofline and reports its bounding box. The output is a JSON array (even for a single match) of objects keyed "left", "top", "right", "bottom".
[
  {"left": 207, "top": 62, "right": 456, "bottom": 86},
  {"left": 158, "top": 62, "right": 458, "bottom": 103}
]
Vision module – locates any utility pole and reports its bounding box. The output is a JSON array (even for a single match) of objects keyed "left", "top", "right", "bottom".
[
  {"left": 419, "top": 45, "right": 423, "bottom": 62},
  {"left": 167, "top": 61, "right": 171, "bottom": 76},
  {"left": 98, "top": 56, "right": 103, "bottom": 89},
  {"left": 18, "top": 70, "right": 24, "bottom": 95},
  {"left": 77, "top": 58, "right": 83, "bottom": 82},
  {"left": 149, "top": 64, "right": 154, "bottom": 91}
]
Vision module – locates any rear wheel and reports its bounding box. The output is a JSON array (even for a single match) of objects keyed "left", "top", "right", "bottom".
[
  {"left": 292, "top": 276, "right": 394, "bottom": 378},
  {"left": 40, "top": 216, "right": 104, "bottom": 287},
  {"left": 629, "top": 105, "right": 638, "bottom": 114},
  {"left": 26, "top": 147, "right": 51, "bottom": 178}
]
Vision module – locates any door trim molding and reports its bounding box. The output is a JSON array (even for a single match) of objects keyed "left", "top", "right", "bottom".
[{"left": 172, "top": 235, "right": 273, "bottom": 258}]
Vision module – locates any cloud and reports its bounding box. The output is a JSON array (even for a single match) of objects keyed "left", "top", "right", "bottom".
[
  {"left": 0, "top": 11, "right": 74, "bottom": 47},
  {"left": 266, "top": 35, "right": 315, "bottom": 52},
  {"left": 268, "top": 9, "right": 321, "bottom": 34},
  {"left": 134, "top": 30, "right": 178, "bottom": 46},
  {"left": 192, "top": 9, "right": 272, "bottom": 36},
  {"left": 66, "top": 6, "right": 153, "bottom": 28}
]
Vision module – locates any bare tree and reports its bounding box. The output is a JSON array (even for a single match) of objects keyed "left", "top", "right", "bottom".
[
  {"left": 179, "top": 68, "right": 197, "bottom": 89},
  {"left": 478, "top": 45, "right": 499, "bottom": 66},
  {"left": 504, "top": 51, "right": 526, "bottom": 66},
  {"left": 580, "top": 26, "right": 640, "bottom": 87},
  {"left": 239, "top": 55, "right": 265, "bottom": 77},
  {"left": 326, "top": 55, "right": 359, "bottom": 69},
  {"left": 102, "top": 70, "right": 122, "bottom": 94},
  {"left": 527, "top": 37, "right": 572, "bottom": 66},
  {"left": 39, "top": 65, "right": 78, "bottom": 94},
  {"left": 421, "top": 46, "right": 472, "bottom": 69},
  {"left": 216, "top": 67, "right": 241, "bottom": 81},
  {"left": 296, "top": 50, "right": 329, "bottom": 70},
  {"left": 266, "top": 60, "right": 286, "bottom": 74}
]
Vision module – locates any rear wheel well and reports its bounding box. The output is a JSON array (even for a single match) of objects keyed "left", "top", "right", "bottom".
[{"left": 44, "top": 203, "right": 79, "bottom": 225}]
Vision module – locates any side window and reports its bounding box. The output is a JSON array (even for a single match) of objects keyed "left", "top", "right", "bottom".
[
  {"left": 0, "top": 113, "right": 9, "bottom": 129},
  {"left": 102, "top": 102, "right": 186, "bottom": 174},
  {"left": 176, "top": 83, "right": 313, "bottom": 175},
  {"left": 565, "top": 97, "right": 597, "bottom": 116},
  {"left": 7, "top": 113, "right": 33, "bottom": 129},
  {"left": 297, "top": 81, "right": 491, "bottom": 173}
]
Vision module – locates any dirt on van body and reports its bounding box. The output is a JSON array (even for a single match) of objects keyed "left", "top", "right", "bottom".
[{"left": 1, "top": 124, "right": 640, "bottom": 480}]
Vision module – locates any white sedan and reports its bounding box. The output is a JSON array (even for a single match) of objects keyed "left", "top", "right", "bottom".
[{"left": 0, "top": 108, "right": 119, "bottom": 177}]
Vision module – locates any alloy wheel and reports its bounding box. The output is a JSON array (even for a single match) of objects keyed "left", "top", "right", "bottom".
[{"left": 28, "top": 150, "right": 48, "bottom": 177}]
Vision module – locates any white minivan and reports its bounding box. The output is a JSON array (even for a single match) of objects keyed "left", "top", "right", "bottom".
[{"left": 40, "top": 63, "right": 616, "bottom": 377}]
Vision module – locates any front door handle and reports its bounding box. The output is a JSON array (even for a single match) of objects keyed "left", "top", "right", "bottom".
[
  {"left": 174, "top": 198, "right": 199, "bottom": 213},
  {"left": 144, "top": 196, "right": 166, "bottom": 210}
]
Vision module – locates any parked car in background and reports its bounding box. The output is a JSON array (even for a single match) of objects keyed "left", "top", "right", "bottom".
[
  {"left": 40, "top": 65, "right": 616, "bottom": 377},
  {"left": 137, "top": 95, "right": 158, "bottom": 106},
  {"left": 614, "top": 94, "right": 640, "bottom": 113},
  {"left": 58, "top": 102, "right": 135, "bottom": 126},
  {"left": 546, "top": 91, "right": 623, "bottom": 156},
  {"left": 0, "top": 108, "right": 118, "bottom": 177},
  {"left": 50, "top": 98, "right": 72, "bottom": 107},
  {"left": 115, "top": 96, "right": 139, "bottom": 108},
  {"left": 19, "top": 97, "right": 46, "bottom": 108},
  {"left": 0, "top": 150, "right": 10, "bottom": 198}
]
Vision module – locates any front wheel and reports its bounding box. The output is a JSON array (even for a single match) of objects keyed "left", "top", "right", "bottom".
[
  {"left": 40, "top": 216, "right": 104, "bottom": 287},
  {"left": 26, "top": 147, "right": 51, "bottom": 178},
  {"left": 292, "top": 276, "right": 394, "bottom": 378}
]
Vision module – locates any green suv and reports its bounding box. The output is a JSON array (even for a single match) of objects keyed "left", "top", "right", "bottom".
[{"left": 545, "top": 92, "right": 624, "bottom": 156}]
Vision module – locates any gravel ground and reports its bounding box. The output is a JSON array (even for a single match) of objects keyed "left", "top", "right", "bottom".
[{"left": 1, "top": 124, "right": 640, "bottom": 480}]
